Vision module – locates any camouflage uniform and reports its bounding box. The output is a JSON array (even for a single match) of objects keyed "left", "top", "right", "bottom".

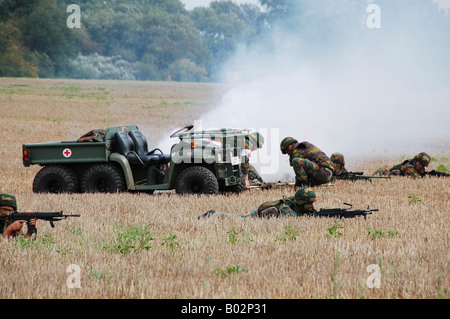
[
  {"left": 373, "top": 166, "right": 390, "bottom": 176},
  {"left": 280, "top": 137, "right": 334, "bottom": 186},
  {"left": 0, "top": 193, "right": 18, "bottom": 236},
  {"left": 330, "top": 152, "right": 348, "bottom": 176},
  {"left": 199, "top": 188, "right": 317, "bottom": 219},
  {"left": 247, "top": 164, "right": 264, "bottom": 183},
  {"left": 242, "top": 188, "right": 317, "bottom": 218},
  {"left": 77, "top": 129, "right": 105, "bottom": 142},
  {"left": 374, "top": 152, "right": 431, "bottom": 177},
  {"left": 241, "top": 132, "right": 264, "bottom": 183}
]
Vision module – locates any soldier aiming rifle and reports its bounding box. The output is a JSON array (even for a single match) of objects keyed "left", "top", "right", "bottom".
[
  {"left": 199, "top": 188, "right": 378, "bottom": 219},
  {"left": 374, "top": 152, "right": 433, "bottom": 177},
  {"left": 330, "top": 153, "right": 390, "bottom": 182},
  {"left": 0, "top": 211, "right": 80, "bottom": 237},
  {"left": 0, "top": 193, "right": 79, "bottom": 239}
]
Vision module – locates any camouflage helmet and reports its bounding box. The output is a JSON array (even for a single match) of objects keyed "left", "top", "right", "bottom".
[
  {"left": 330, "top": 152, "right": 345, "bottom": 165},
  {"left": 0, "top": 193, "right": 17, "bottom": 210},
  {"left": 294, "top": 188, "right": 316, "bottom": 205},
  {"left": 280, "top": 137, "right": 298, "bottom": 154},
  {"left": 413, "top": 152, "right": 431, "bottom": 166}
]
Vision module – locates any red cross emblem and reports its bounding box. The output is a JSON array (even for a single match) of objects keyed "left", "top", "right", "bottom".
[{"left": 63, "top": 148, "right": 72, "bottom": 158}]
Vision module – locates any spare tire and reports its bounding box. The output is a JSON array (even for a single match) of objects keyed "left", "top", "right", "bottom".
[
  {"left": 33, "top": 165, "right": 79, "bottom": 194},
  {"left": 175, "top": 166, "right": 219, "bottom": 195},
  {"left": 81, "top": 163, "right": 126, "bottom": 193}
]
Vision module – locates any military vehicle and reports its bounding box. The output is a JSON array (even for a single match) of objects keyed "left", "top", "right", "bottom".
[{"left": 22, "top": 124, "right": 251, "bottom": 195}]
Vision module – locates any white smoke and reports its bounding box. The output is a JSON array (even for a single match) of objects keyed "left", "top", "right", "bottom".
[{"left": 196, "top": 0, "right": 450, "bottom": 180}]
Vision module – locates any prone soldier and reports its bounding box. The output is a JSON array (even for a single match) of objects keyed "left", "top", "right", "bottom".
[
  {"left": 374, "top": 152, "right": 431, "bottom": 177},
  {"left": 199, "top": 188, "right": 376, "bottom": 219},
  {"left": 330, "top": 152, "right": 348, "bottom": 176}
]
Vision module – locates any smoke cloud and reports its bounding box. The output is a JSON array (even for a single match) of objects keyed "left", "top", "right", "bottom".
[{"left": 197, "top": 0, "right": 450, "bottom": 180}]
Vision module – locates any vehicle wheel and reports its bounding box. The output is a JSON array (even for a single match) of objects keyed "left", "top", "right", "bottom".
[
  {"left": 223, "top": 182, "right": 245, "bottom": 194},
  {"left": 81, "top": 163, "right": 126, "bottom": 193},
  {"left": 175, "top": 166, "right": 219, "bottom": 195},
  {"left": 33, "top": 165, "right": 79, "bottom": 194}
]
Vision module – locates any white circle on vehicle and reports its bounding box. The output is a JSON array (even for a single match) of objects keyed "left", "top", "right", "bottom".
[{"left": 63, "top": 148, "right": 72, "bottom": 158}]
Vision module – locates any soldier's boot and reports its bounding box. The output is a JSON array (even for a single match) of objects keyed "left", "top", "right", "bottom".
[{"left": 198, "top": 209, "right": 216, "bottom": 219}]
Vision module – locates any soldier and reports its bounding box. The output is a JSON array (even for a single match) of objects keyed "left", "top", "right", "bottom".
[
  {"left": 241, "top": 132, "right": 265, "bottom": 188},
  {"left": 280, "top": 137, "right": 334, "bottom": 187},
  {"left": 0, "top": 193, "right": 37, "bottom": 239},
  {"left": 330, "top": 152, "right": 348, "bottom": 176},
  {"left": 243, "top": 187, "right": 317, "bottom": 218},
  {"left": 198, "top": 188, "right": 317, "bottom": 219},
  {"left": 374, "top": 152, "right": 431, "bottom": 177}
]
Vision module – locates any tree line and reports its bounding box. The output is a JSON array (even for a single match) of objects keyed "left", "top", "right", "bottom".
[
  {"left": 1, "top": 0, "right": 448, "bottom": 82},
  {"left": 0, "top": 0, "right": 267, "bottom": 81}
]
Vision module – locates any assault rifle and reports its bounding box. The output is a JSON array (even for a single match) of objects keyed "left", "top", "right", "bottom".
[
  {"left": 199, "top": 203, "right": 377, "bottom": 220},
  {"left": 249, "top": 181, "right": 295, "bottom": 190},
  {"left": 0, "top": 211, "right": 80, "bottom": 235},
  {"left": 313, "top": 203, "right": 377, "bottom": 220},
  {"left": 422, "top": 170, "right": 450, "bottom": 177},
  {"left": 334, "top": 171, "right": 391, "bottom": 182}
]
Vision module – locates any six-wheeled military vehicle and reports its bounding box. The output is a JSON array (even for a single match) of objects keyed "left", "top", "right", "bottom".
[{"left": 22, "top": 124, "right": 251, "bottom": 195}]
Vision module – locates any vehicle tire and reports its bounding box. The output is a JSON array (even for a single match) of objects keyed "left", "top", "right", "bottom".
[
  {"left": 175, "top": 166, "right": 219, "bottom": 195},
  {"left": 33, "top": 165, "right": 79, "bottom": 194},
  {"left": 223, "top": 182, "right": 245, "bottom": 194},
  {"left": 80, "top": 163, "right": 126, "bottom": 193}
]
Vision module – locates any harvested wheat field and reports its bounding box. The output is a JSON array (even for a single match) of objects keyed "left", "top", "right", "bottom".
[{"left": 0, "top": 77, "right": 448, "bottom": 301}]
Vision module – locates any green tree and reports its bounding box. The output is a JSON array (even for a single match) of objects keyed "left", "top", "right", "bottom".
[
  {"left": 167, "top": 58, "right": 207, "bottom": 82},
  {"left": 0, "top": 19, "right": 38, "bottom": 77},
  {"left": 0, "top": 0, "right": 38, "bottom": 20},
  {"left": 81, "top": 2, "right": 210, "bottom": 80},
  {"left": 191, "top": 1, "right": 260, "bottom": 69},
  {"left": 22, "top": 0, "right": 80, "bottom": 76}
]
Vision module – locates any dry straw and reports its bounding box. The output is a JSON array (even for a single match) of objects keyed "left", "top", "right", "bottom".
[{"left": 0, "top": 78, "right": 448, "bottom": 299}]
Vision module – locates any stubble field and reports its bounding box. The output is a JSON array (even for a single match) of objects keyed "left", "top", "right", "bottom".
[{"left": 0, "top": 77, "right": 448, "bottom": 300}]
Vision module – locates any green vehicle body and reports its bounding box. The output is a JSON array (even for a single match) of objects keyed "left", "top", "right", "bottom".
[{"left": 22, "top": 124, "right": 251, "bottom": 194}]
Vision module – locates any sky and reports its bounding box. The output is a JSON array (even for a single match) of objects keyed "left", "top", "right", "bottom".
[{"left": 433, "top": 0, "right": 450, "bottom": 13}]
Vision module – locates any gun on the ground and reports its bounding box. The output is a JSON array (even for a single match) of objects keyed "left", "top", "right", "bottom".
[
  {"left": 313, "top": 203, "right": 378, "bottom": 220},
  {"left": 249, "top": 181, "right": 295, "bottom": 190},
  {"left": 422, "top": 170, "right": 450, "bottom": 177},
  {"left": 334, "top": 171, "right": 391, "bottom": 182},
  {"left": 0, "top": 211, "right": 80, "bottom": 235}
]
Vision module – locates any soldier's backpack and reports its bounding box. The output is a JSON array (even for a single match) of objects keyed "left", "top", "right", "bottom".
[
  {"left": 389, "top": 159, "right": 411, "bottom": 175},
  {"left": 257, "top": 196, "right": 294, "bottom": 213}
]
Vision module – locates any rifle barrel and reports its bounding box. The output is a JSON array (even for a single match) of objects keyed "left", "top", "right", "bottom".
[{"left": 0, "top": 212, "right": 80, "bottom": 219}]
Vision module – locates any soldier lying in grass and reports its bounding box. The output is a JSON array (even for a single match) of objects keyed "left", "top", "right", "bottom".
[
  {"left": 199, "top": 188, "right": 317, "bottom": 219},
  {"left": 373, "top": 152, "right": 431, "bottom": 177},
  {"left": 199, "top": 188, "right": 377, "bottom": 220}
]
